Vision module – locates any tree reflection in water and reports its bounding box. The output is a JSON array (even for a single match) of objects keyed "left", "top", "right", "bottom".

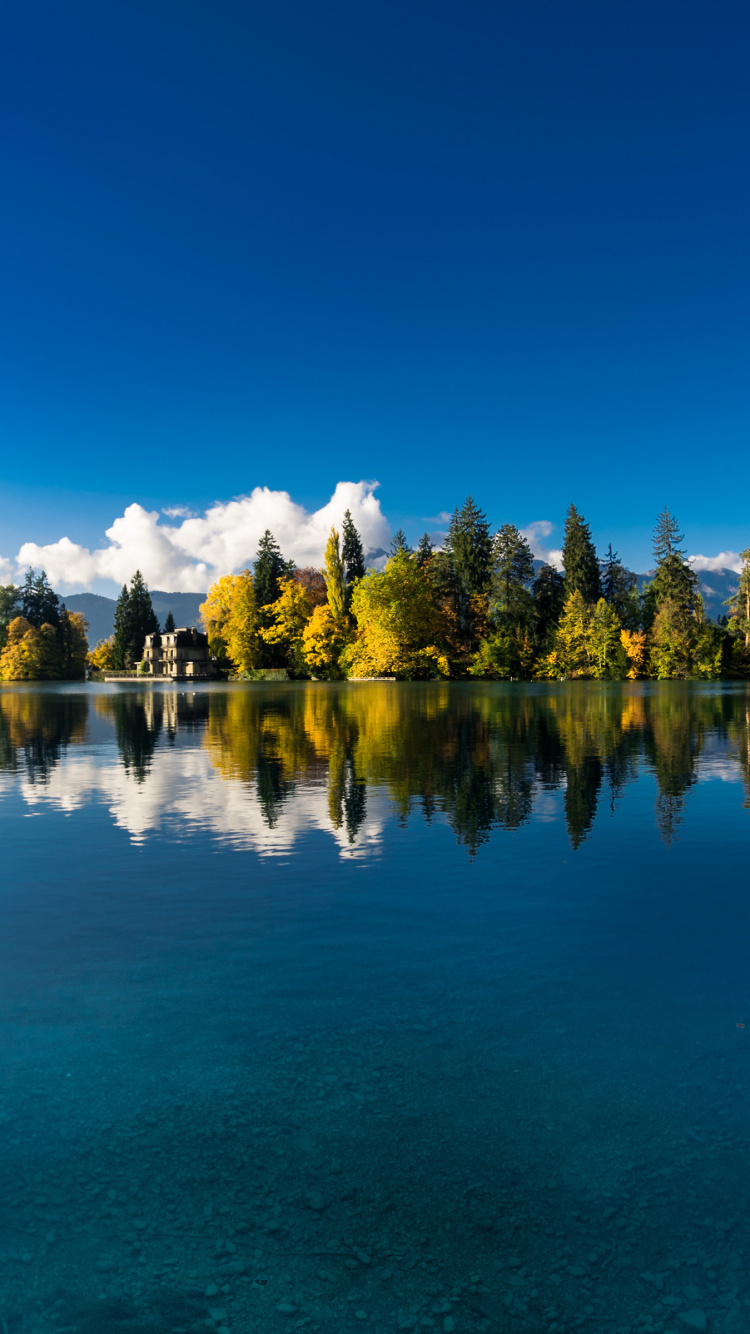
[{"left": 2, "top": 682, "right": 750, "bottom": 851}]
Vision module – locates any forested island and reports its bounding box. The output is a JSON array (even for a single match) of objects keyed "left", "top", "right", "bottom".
[{"left": 2, "top": 501, "right": 749, "bottom": 682}]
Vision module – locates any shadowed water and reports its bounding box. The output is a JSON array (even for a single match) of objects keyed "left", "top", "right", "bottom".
[{"left": 1, "top": 681, "right": 750, "bottom": 1334}]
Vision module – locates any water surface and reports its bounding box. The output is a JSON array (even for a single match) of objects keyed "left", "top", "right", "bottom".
[{"left": 1, "top": 682, "right": 749, "bottom": 1334}]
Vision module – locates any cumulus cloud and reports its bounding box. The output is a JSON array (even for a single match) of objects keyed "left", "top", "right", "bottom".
[
  {"left": 10, "top": 480, "right": 392, "bottom": 593},
  {"left": 521, "top": 520, "right": 563, "bottom": 570},
  {"left": 689, "top": 551, "right": 743, "bottom": 574}
]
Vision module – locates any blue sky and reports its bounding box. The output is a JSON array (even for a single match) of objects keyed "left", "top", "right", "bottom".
[{"left": 1, "top": 1, "right": 749, "bottom": 589}]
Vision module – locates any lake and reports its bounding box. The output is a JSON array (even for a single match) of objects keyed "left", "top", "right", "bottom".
[{"left": 1, "top": 681, "right": 749, "bottom": 1334}]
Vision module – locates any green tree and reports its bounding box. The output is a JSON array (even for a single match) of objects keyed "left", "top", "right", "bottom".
[
  {"left": 0, "top": 585, "right": 20, "bottom": 651},
  {"left": 601, "top": 544, "right": 637, "bottom": 623},
  {"left": 55, "top": 609, "right": 89, "bottom": 679},
  {"left": 727, "top": 549, "right": 750, "bottom": 647},
  {"left": 19, "top": 568, "right": 60, "bottom": 628},
  {"left": 342, "top": 509, "right": 366, "bottom": 610},
  {"left": 389, "top": 528, "right": 412, "bottom": 556},
  {"left": 650, "top": 508, "right": 697, "bottom": 611},
  {"left": 650, "top": 595, "right": 694, "bottom": 679},
  {"left": 415, "top": 533, "right": 434, "bottom": 568},
  {"left": 112, "top": 571, "right": 159, "bottom": 669},
  {"left": 163, "top": 610, "right": 176, "bottom": 633},
  {"left": 562, "top": 505, "right": 601, "bottom": 604},
  {"left": 441, "top": 497, "right": 493, "bottom": 596},
  {"left": 587, "top": 599, "right": 626, "bottom": 678},
  {"left": 254, "top": 530, "right": 293, "bottom": 608},
  {"left": 532, "top": 563, "right": 565, "bottom": 645},
  {"left": 345, "top": 550, "right": 450, "bottom": 679},
  {"left": 492, "top": 524, "right": 534, "bottom": 629},
  {"left": 324, "top": 528, "right": 347, "bottom": 622}
]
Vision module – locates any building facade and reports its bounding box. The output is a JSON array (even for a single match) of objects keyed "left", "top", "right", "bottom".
[{"left": 140, "top": 628, "right": 220, "bottom": 679}]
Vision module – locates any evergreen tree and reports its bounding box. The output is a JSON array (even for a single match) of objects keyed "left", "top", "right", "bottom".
[
  {"left": 442, "top": 498, "right": 493, "bottom": 595},
  {"left": 532, "top": 563, "right": 565, "bottom": 644},
  {"left": 415, "top": 534, "right": 434, "bottom": 568},
  {"left": 112, "top": 571, "right": 159, "bottom": 669},
  {"left": 728, "top": 549, "right": 750, "bottom": 648},
  {"left": 19, "top": 568, "right": 60, "bottom": 628},
  {"left": 112, "top": 584, "right": 131, "bottom": 670},
  {"left": 254, "top": 530, "right": 293, "bottom": 608},
  {"left": 0, "top": 585, "right": 20, "bottom": 651},
  {"left": 492, "top": 524, "right": 535, "bottom": 628},
  {"left": 650, "top": 508, "right": 698, "bottom": 611},
  {"left": 601, "top": 543, "right": 638, "bottom": 624},
  {"left": 163, "top": 610, "right": 176, "bottom": 633},
  {"left": 562, "top": 505, "right": 601, "bottom": 604},
  {"left": 341, "top": 509, "right": 366, "bottom": 609},
  {"left": 389, "top": 528, "right": 412, "bottom": 557}
]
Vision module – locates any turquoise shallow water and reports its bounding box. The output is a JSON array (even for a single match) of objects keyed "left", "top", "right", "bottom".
[{"left": 1, "top": 681, "right": 750, "bottom": 1334}]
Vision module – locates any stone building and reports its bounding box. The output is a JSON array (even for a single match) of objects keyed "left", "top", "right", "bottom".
[{"left": 140, "top": 628, "right": 220, "bottom": 679}]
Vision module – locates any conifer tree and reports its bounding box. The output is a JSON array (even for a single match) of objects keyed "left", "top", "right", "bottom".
[
  {"left": 0, "top": 585, "right": 20, "bottom": 651},
  {"left": 492, "top": 524, "right": 535, "bottom": 628},
  {"left": 415, "top": 534, "right": 434, "bottom": 568},
  {"left": 341, "top": 509, "right": 366, "bottom": 608},
  {"left": 254, "top": 530, "right": 293, "bottom": 608},
  {"left": 728, "top": 549, "right": 750, "bottom": 647},
  {"left": 112, "top": 571, "right": 159, "bottom": 669},
  {"left": 532, "top": 563, "right": 565, "bottom": 644},
  {"left": 650, "top": 508, "right": 697, "bottom": 611},
  {"left": 20, "top": 568, "right": 60, "bottom": 628},
  {"left": 562, "top": 505, "right": 601, "bottom": 604},
  {"left": 601, "top": 544, "right": 637, "bottom": 624},
  {"left": 442, "top": 498, "right": 493, "bottom": 595},
  {"left": 163, "top": 610, "right": 176, "bottom": 633},
  {"left": 389, "top": 529, "right": 412, "bottom": 556}
]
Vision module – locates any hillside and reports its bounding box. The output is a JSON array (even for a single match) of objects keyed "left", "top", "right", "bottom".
[{"left": 64, "top": 591, "right": 206, "bottom": 646}]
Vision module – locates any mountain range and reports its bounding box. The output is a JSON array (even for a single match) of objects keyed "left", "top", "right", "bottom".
[{"left": 63, "top": 565, "right": 740, "bottom": 648}]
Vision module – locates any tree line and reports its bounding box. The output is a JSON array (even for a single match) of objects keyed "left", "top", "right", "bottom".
[
  {"left": 199, "top": 502, "right": 750, "bottom": 681},
  {"left": 0, "top": 570, "right": 89, "bottom": 680}
]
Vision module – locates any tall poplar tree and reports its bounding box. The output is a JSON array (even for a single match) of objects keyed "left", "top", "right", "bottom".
[
  {"left": 324, "top": 528, "right": 347, "bottom": 622},
  {"left": 562, "top": 505, "right": 601, "bottom": 603},
  {"left": 341, "top": 509, "right": 365, "bottom": 609}
]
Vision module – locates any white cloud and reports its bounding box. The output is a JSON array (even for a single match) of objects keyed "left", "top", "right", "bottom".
[
  {"left": 689, "top": 551, "right": 743, "bottom": 574},
  {"left": 521, "top": 520, "right": 564, "bottom": 570},
  {"left": 12, "top": 480, "right": 392, "bottom": 593},
  {"left": 0, "top": 555, "right": 14, "bottom": 584}
]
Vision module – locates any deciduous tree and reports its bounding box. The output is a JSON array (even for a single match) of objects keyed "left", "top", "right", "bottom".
[{"left": 200, "top": 570, "right": 260, "bottom": 674}]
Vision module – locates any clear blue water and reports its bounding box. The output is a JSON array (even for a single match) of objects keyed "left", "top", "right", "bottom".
[{"left": 1, "top": 681, "right": 750, "bottom": 1334}]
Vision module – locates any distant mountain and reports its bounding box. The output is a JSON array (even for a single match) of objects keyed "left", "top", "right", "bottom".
[{"left": 63, "top": 590, "right": 206, "bottom": 646}]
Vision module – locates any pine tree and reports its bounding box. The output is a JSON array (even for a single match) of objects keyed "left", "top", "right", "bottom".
[
  {"left": 492, "top": 524, "right": 535, "bottom": 628},
  {"left": 601, "top": 543, "right": 637, "bottom": 623},
  {"left": 562, "top": 505, "right": 601, "bottom": 604},
  {"left": 389, "top": 529, "right": 412, "bottom": 557},
  {"left": 728, "top": 549, "right": 750, "bottom": 647},
  {"left": 163, "top": 610, "right": 176, "bottom": 633},
  {"left": 341, "top": 509, "right": 365, "bottom": 609},
  {"left": 415, "top": 534, "right": 434, "bottom": 568},
  {"left": 0, "top": 585, "right": 20, "bottom": 651},
  {"left": 19, "top": 568, "right": 60, "bottom": 628},
  {"left": 254, "top": 530, "right": 293, "bottom": 608},
  {"left": 650, "top": 508, "right": 698, "bottom": 611},
  {"left": 532, "top": 563, "right": 565, "bottom": 644},
  {"left": 112, "top": 572, "right": 159, "bottom": 669},
  {"left": 442, "top": 498, "right": 493, "bottom": 595},
  {"left": 112, "top": 584, "right": 131, "bottom": 670}
]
